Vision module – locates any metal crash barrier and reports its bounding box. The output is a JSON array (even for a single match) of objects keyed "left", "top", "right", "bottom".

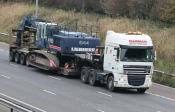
[
  {"left": 154, "top": 70, "right": 175, "bottom": 77},
  {"left": 0, "top": 93, "right": 47, "bottom": 112}
]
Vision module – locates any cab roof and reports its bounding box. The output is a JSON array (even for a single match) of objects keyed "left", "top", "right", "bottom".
[{"left": 105, "top": 31, "right": 153, "bottom": 47}]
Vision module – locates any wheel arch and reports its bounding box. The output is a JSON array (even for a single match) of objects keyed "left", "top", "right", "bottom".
[{"left": 104, "top": 72, "right": 114, "bottom": 83}]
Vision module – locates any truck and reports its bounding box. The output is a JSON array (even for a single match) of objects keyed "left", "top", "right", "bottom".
[
  {"left": 80, "top": 31, "right": 155, "bottom": 93},
  {"left": 9, "top": 16, "right": 155, "bottom": 93}
]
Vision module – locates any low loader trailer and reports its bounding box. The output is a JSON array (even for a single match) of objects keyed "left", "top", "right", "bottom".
[
  {"left": 9, "top": 16, "right": 156, "bottom": 93},
  {"left": 9, "top": 16, "right": 100, "bottom": 75}
]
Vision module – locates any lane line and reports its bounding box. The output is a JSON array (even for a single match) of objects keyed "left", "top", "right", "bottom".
[
  {"left": 146, "top": 92, "right": 175, "bottom": 103},
  {"left": 0, "top": 92, "right": 47, "bottom": 112},
  {"left": 9, "top": 63, "right": 19, "bottom": 68},
  {"left": 97, "top": 91, "right": 112, "bottom": 97},
  {"left": 43, "top": 90, "right": 56, "bottom": 95},
  {"left": 0, "top": 49, "right": 4, "bottom": 52},
  {"left": 97, "top": 109, "right": 105, "bottom": 112},
  {"left": 0, "top": 49, "right": 8, "bottom": 52},
  {"left": 0, "top": 74, "right": 11, "bottom": 79},
  {"left": 48, "top": 76, "right": 61, "bottom": 81},
  {"left": 153, "top": 83, "right": 175, "bottom": 90}
]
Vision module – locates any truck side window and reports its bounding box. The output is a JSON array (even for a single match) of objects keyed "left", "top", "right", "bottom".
[
  {"left": 117, "top": 48, "right": 120, "bottom": 59},
  {"left": 106, "top": 47, "right": 108, "bottom": 54}
]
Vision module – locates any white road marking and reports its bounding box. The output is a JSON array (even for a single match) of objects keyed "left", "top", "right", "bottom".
[
  {"left": 43, "top": 90, "right": 56, "bottom": 95},
  {"left": 97, "top": 91, "right": 112, "bottom": 97},
  {"left": 0, "top": 92, "right": 47, "bottom": 112},
  {"left": 0, "top": 74, "right": 11, "bottom": 79},
  {"left": 48, "top": 76, "right": 61, "bottom": 81},
  {"left": 0, "top": 49, "right": 4, "bottom": 52},
  {"left": 146, "top": 92, "right": 175, "bottom": 102},
  {"left": 97, "top": 109, "right": 105, "bottom": 112},
  {"left": 0, "top": 49, "right": 8, "bottom": 52},
  {"left": 9, "top": 63, "right": 19, "bottom": 68},
  {"left": 153, "top": 83, "right": 175, "bottom": 90}
]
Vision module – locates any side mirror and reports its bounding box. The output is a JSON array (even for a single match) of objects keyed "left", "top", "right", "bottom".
[{"left": 154, "top": 50, "right": 157, "bottom": 61}]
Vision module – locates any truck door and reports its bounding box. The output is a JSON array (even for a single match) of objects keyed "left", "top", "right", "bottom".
[{"left": 104, "top": 45, "right": 120, "bottom": 74}]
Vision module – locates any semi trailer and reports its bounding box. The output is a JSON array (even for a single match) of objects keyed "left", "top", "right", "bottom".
[
  {"left": 9, "top": 16, "right": 100, "bottom": 75},
  {"left": 9, "top": 16, "right": 155, "bottom": 93}
]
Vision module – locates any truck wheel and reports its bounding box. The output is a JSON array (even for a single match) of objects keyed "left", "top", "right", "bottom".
[
  {"left": 26, "top": 56, "right": 30, "bottom": 67},
  {"left": 137, "top": 88, "right": 147, "bottom": 94},
  {"left": 81, "top": 68, "right": 89, "bottom": 83},
  {"left": 89, "top": 70, "right": 97, "bottom": 86},
  {"left": 9, "top": 51, "right": 15, "bottom": 62},
  {"left": 107, "top": 75, "right": 115, "bottom": 92},
  {"left": 15, "top": 53, "right": 20, "bottom": 64},
  {"left": 20, "top": 54, "right": 26, "bottom": 65}
]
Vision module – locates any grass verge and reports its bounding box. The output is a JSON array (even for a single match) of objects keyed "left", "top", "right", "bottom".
[{"left": 153, "top": 72, "right": 175, "bottom": 88}]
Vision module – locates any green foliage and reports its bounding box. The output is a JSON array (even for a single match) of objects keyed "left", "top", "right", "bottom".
[
  {"left": 153, "top": 72, "right": 175, "bottom": 88},
  {"left": 161, "top": 0, "right": 175, "bottom": 23},
  {"left": 1, "top": 0, "right": 175, "bottom": 23}
]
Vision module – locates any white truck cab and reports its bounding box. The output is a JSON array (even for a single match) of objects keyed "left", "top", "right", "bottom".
[{"left": 103, "top": 31, "right": 155, "bottom": 93}]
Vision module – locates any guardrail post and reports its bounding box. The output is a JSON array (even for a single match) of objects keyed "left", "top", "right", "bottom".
[{"left": 10, "top": 108, "right": 13, "bottom": 112}]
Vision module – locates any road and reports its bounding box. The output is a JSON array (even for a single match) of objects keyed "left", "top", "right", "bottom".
[{"left": 0, "top": 42, "right": 175, "bottom": 112}]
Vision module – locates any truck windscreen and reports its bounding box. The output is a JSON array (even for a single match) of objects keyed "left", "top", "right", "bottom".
[{"left": 120, "top": 48, "right": 153, "bottom": 62}]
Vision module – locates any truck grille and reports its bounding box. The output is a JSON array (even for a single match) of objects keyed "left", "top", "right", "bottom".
[
  {"left": 128, "top": 75, "right": 145, "bottom": 86},
  {"left": 123, "top": 65, "right": 151, "bottom": 75}
]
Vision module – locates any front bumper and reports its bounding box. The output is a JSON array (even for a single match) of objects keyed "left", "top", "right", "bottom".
[{"left": 114, "top": 75, "right": 152, "bottom": 88}]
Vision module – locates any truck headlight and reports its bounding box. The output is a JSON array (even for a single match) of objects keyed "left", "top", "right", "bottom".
[{"left": 119, "top": 78, "right": 124, "bottom": 83}]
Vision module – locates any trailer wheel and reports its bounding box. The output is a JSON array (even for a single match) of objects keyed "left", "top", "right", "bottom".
[
  {"left": 20, "top": 54, "right": 26, "bottom": 65},
  {"left": 81, "top": 68, "right": 89, "bottom": 83},
  {"left": 15, "top": 53, "right": 20, "bottom": 64},
  {"left": 9, "top": 51, "right": 15, "bottom": 62},
  {"left": 26, "top": 56, "right": 30, "bottom": 67},
  {"left": 89, "top": 69, "right": 97, "bottom": 86},
  {"left": 137, "top": 88, "right": 147, "bottom": 94},
  {"left": 107, "top": 75, "right": 115, "bottom": 92}
]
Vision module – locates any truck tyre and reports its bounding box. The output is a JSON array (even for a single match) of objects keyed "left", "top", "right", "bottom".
[
  {"left": 81, "top": 68, "right": 89, "bottom": 83},
  {"left": 107, "top": 75, "right": 115, "bottom": 92},
  {"left": 89, "top": 69, "right": 97, "bottom": 86},
  {"left": 15, "top": 53, "right": 20, "bottom": 64},
  {"left": 137, "top": 88, "right": 147, "bottom": 93},
  {"left": 20, "top": 54, "right": 26, "bottom": 65},
  {"left": 9, "top": 51, "right": 15, "bottom": 62},
  {"left": 26, "top": 56, "right": 31, "bottom": 67}
]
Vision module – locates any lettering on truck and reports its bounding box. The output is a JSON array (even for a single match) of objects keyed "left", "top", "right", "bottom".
[
  {"left": 71, "top": 47, "right": 95, "bottom": 52},
  {"left": 79, "top": 41, "right": 89, "bottom": 45},
  {"left": 129, "top": 40, "right": 147, "bottom": 45}
]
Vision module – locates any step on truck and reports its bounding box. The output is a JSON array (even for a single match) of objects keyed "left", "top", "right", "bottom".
[{"left": 81, "top": 31, "right": 156, "bottom": 93}]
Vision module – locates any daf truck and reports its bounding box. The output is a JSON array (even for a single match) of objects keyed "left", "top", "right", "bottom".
[{"left": 80, "top": 31, "right": 155, "bottom": 93}]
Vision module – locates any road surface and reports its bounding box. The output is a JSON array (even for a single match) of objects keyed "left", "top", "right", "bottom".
[{"left": 0, "top": 42, "right": 175, "bottom": 112}]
